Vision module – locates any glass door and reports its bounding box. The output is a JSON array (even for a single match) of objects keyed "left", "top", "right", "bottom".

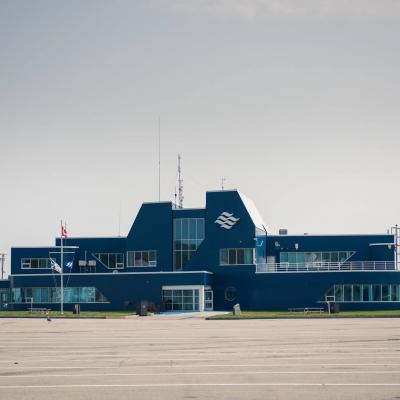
[{"left": 204, "top": 290, "right": 213, "bottom": 311}]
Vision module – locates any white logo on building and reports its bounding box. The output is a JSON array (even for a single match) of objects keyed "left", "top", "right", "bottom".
[{"left": 215, "top": 212, "right": 240, "bottom": 230}]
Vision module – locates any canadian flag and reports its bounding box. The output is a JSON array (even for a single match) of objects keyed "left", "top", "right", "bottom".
[{"left": 61, "top": 222, "right": 68, "bottom": 238}]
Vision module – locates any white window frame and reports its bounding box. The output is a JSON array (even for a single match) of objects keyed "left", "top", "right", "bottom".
[{"left": 126, "top": 250, "right": 157, "bottom": 267}]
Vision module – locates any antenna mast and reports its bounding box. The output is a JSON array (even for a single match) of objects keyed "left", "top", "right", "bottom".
[
  {"left": 221, "top": 177, "right": 226, "bottom": 191},
  {"left": 158, "top": 117, "right": 161, "bottom": 202},
  {"left": 178, "top": 154, "right": 184, "bottom": 208}
]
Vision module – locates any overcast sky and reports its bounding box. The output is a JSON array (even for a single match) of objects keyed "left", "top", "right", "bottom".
[{"left": 1, "top": 0, "right": 400, "bottom": 274}]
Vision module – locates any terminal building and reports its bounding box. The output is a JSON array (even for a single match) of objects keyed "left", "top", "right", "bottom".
[{"left": 1, "top": 189, "right": 400, "bottom": 312}]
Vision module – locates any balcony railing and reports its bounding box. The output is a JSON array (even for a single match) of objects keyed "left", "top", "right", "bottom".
[{"left": 256, "top": 261, "right": 397, "bottom": 273}]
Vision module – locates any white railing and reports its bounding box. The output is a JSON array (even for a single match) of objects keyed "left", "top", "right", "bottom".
[{"left": 256, "top": 261, "right": 397, "bottom": 273}]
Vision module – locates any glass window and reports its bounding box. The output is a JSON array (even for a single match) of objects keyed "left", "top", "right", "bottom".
[
  {"left": 189, "top": 219, "right": 197, "bottom": 239},
  {"left": 288, "top": 253, "right": 297, "bottom": 263},
  {"left": 382, "top": 285, "right": 390, "bottom": 301},
  {"left": 174, "top": 219, "right": 182, "bottom": 239},
  {"left": 228, "top": 249, "right": 236, "bottom": 264},
  {"left": 344, "top": 285, "right": 352, "bottom": 302},
  {"left": 109, "top": 254, "right": 116, "bottom": 268},
  {"left": 297, "top": 253, "right": 305, "bottom": 264},
  {"left": 372, "top": 285, "right": 381, "bottom": 301},
  {"left": 353, "top": 285, "right": 361, "bottom": 301},
  {"left": 197, "top": 219, "right": 205, "bottom": 240},
  {"left": 127, "top": 251, "right": 156, "bottom": 267},
  {"left": 220, "top": 249, "right": 228, "bottom": 265},
  {"left": 220, "top": 248, "right": 254, "bottom": 265},
  {"left": 41, "top": 287, "right": 49, "bottom": 303},
  {"left": 244, "top": 248, "right": 253, "bottom": 264},
  {"left": 280, "top": 253, "right": 288, "bottom": 263},
  {"left": 334, "top": 285, "right": 343, "bottom": 302},
  {"left": 363, "top": 285, "right": 371, "bottom": 301},
  {"left": 182, "top": 251, "right": 189, "bottom": 266},
  {"left": 237, "top": 249, "right": 245, "bottom": 264},
  {"left": 182, "top": 219, "right": 189, "bottom": 239},
  {"left": 173, "top": 218, "right": 205, "bottom": 270},
  {"left": 314, "top": 252, "right": 322, "bottom": 262},
  {"left": 331, "top": 253, "right": 338, "bottom": 263},
  {"left": 391, "top": 285, "right": 399, "bottom": 301}
]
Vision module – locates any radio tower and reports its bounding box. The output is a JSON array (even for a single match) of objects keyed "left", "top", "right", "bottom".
[{"left": 178, "top": 154, "right": 184, "bottom": 208}]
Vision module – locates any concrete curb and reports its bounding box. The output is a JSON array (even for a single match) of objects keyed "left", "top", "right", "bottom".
[{"left": 206, "top": 315, "right": 400, "bottom": 320}]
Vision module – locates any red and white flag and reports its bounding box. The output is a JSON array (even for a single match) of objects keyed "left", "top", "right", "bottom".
[{"left": 61, "top": 222, "right": 68, "bottom": 238}]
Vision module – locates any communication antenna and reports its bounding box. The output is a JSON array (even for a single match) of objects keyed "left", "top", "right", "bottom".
[
  {"left": 0, "top": 253, "right": 6, "bottom": 280},
  {"left": 174, "top": 186, "right": 178, "bottom": 209},
  {"left": 221, "top": 177, "right": 226, "bottom": 191},
  {"left": 178, "top": 154, "right": 184, "bottom": 208},
  {"left": 158, "top": 117, "right": 161, "bottom": 202}
]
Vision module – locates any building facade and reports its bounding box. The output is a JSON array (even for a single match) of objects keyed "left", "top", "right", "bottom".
[{"left": 3, "top": 190, "right": 400, "bottom": 312}]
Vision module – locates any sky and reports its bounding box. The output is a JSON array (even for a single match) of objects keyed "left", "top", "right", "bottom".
[{"left": 1, "top": 0, "right": 400, "bottom": 275}]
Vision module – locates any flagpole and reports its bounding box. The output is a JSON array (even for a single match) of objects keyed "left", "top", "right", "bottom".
[{"left": 60, "top": 220, "right": 64, "bottom": 315}]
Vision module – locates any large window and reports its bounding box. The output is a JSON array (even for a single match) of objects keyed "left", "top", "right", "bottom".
[
  {"left": 21, "top": 258, "right": 51, "bottom": 269},
  {"left": 93, "top": 253, "right": 124, "bottom": 269},
  {"left": 323, "top": 284, "right": 400, "bottom": 302},
  {"left": 173, "top": 218, "right": 205, "bottom": 270},
  {"left": 127, "top": 250, "right": 157, "bottom": 267},
  {"left": 220, "top": 248, "right": 254, "bottom": 265},
  {"left": 162, "top": 289, "right": 199, "bottom": 311},
  {"left": 280, "top": 251, "right": 354, "bottom": 264},
  {"left": 11, "top": 287, "right": 108, "bottom": 303}
]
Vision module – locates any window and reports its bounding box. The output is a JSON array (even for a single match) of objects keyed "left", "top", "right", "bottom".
[
  {"left": 21, "top": 258, "right": 51, "bottom": 269},
  {"left": 173, "top": 218, "right": 205, "bottom": 270},
  {"left": 162, "top": 289, "right": 199, "bottom": 311},
  {"left": 323, "top": 284, "right": 400, "bottom": 302},
  {"left": 220, "top": 248, "right": 254, "bottom": 265},
  {"left": 127, "top": 250, "right": 157, "bottom": 267},
  {"left": 93, "top": 253, "right": 124, "bottom": 269},
  {"left": 11, "top": 287, "right": 108, "bottom": 303},
  {"left": 280, "top": 251, "right": 354, "bottom": 264}
]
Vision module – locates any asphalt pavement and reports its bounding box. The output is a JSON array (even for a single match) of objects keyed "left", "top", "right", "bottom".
[{"left": 1, "top": 316, "right": 400, "bottom": 399}]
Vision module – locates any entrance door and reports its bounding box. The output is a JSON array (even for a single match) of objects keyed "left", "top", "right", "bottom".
[{"left": 204, "top": 290, "right": 213, "bottom": 311}]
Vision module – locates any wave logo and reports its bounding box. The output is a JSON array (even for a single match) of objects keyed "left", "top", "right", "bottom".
[{"left": 215, "top": 212, "right": 240, "bottom": 230}]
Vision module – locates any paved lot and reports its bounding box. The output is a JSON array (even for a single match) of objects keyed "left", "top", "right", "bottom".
[{"left": 1, "top": 316, "right": 400, "bottom": 399}]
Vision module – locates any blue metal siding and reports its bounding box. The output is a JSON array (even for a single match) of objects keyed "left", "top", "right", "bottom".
[
  {"left": 267, "top": 235, "right": 395, "bottom": 262},
  {"left": 10, "top": 272, "right": 212, "bottom": 311}
]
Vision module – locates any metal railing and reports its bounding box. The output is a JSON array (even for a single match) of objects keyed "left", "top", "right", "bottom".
[{"left": 256, "top": 261, "right": 397, "bottom": 273}]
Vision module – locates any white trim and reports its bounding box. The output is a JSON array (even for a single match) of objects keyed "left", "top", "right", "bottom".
[
  {"left": 12, "top": 271, "right": 213, "bottom": 277},
  {"left": 92, "top": 253, "right": 124, "bottom": 270},
  {"left": 12, "top": 246, "right": 79, "bottom": 249},
  {"left": 57, "top": 237, "right": 126, "bottom": 240},
  {"left": 369, "top": 243, "right": 395, "bottom": 246},
  {"left": 269, "top": 234, "right": 394, "bottom": 237},
  {"left": 162, "top": 285, "right": 205, "bottom": 290}
]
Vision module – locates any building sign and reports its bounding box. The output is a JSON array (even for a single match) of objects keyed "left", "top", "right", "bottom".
[{"left": 215, "top": 212, "right": 240, "bottom": 230}]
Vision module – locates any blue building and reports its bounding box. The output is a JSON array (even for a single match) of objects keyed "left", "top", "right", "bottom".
[{"left": 3, "top": 190, "right": 400, "bottom": 312}]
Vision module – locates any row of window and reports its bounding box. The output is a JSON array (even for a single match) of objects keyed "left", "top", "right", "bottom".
[
  {"left": 174, "top": 218, "right": 205, "bottom": 270},
  {"left": 127, "top": 251, "right": 157, "bottom": 267},
  {"left": 93, "top": 253, "right": 124, "bottom": 269},
  {"left": 21, "top": 246, "right": 258, "bottom": 270},
  {"left": 220, "top": 248, "right": 254, "bottom": 265},
  {"left": 162, "top": 289, "right": 200, "bottom": 311},
  {"left": 21, "top": 258, "right": 51, "bottom": 269},
  {"left": 12, "top": 287, "right": 108, "bottom": 304},
  {"left": 280, "top": 251, "right": 354, "bottom": 264},
  {"left": 173, "top": 218, "right": 205, "bottom": 241},
  {"left": 324, "top": 284, "right": 400, "bottom": 302}
]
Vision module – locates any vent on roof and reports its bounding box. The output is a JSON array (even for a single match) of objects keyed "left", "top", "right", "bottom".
[{"left": 279, "top": 229, "right": 288, "bottom": 235}]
